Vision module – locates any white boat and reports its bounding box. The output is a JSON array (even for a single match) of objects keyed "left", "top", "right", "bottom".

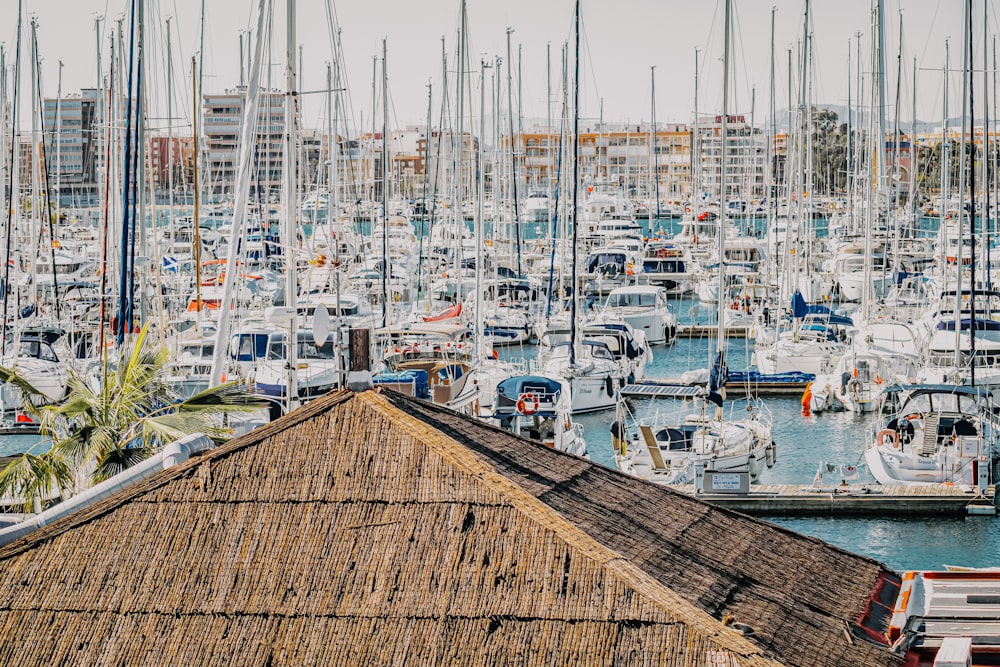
[
  {"left": 611, "top": 384, "right": 775, "bottom": 486},
  {"left": 538, "top": 336, "right": 629, "bottom": 414},
  {"left": 594, "top": 285, "right": 677, "bottom": 345},
  {"left": 250, "top": 330, "right": 341, "bottom": 412},
  {"left": 864, "top": 384, "right": 999, "bottom": 485},
  {"left": 492, "top": 374, "right": 588, "bottom": 457},
  {"left": 523, "top": 191, "right": 552, "bottom": 223},
  {"left": 0, "top": 331, "right": 70, "bottom": 411},
  {"left": 639, "top": 240, "right": 699, "bottom": 294}
]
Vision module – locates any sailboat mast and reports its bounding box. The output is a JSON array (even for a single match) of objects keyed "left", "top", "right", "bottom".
[
  {"left": 954, "top": 0, "right": 971, "bottom": 373},
  {"left": 166, "top": 17, "right": 174, "bottom": 234},
  {"left": 965, "top": 0, "right": 976, "bottom": 386},
  {"left": 208, "top": 0, "right": 268, "bottom": 388},
  {"left": 716, "top": 0, "right": 730, "bottom": 351},
  {"left": 693, "top": 48, "right": 700, "bottom": 216},
  {"left": 285, "top": 0, "right": 300, "bottom": 408},
  {"left": 650, "top": 66, "right": 657, "bottom": 230},
  {"left": 506, "top": 27, "right": 522, "bottom": 275},
  {"left": 1, "top": 1, "right": 22, "bottom": 359},
  {"left": 380, "top": 39, "right": 388, "bottom": 327},
  {"left": 569, "top": 0, "right": 580, "bottom": 368},
  {"left": 766, "top": 8, "right": 776, "bottom": 287}
]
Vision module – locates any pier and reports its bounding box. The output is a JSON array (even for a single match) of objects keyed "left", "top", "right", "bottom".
[
  {"left": 678, "top": 325, "right": 750, "bottom": 338},
  {"left": 671, "top": 483, "right": 997, "bottom": 517},
  {"left": 622, "top": 373, "right": 813, "bottom": 397}
]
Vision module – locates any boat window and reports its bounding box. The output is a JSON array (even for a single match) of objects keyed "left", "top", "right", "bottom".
[
  {"left": 932, "top": 394, "right": 960, "bottom": 413},
  {"left": 589, "top": 345, "right": 614, "bottom": 361},
  {"left": 901, "top": 394, "right": 932, "bottom": 414},
  {"left": 298, "top": 339, "right": 336, "bottom": 360},
  {"left": 19, "top": 340, "right": 58, "bottom": 362},
  {"left": 958, "top": 395, "right": 980, "bottom": 413},
  {"left": 268, "top": 336, "right": 287, "bottom": 360}
]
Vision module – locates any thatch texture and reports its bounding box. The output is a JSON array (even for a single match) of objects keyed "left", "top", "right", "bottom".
[{"left": 0, "top": 389, "right": 900, "bottom": 666}]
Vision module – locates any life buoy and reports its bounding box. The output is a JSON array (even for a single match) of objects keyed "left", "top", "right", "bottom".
[
  {"left": 847, "top": 378, "right": 863, "bottom": 396},
  {"left": 656, "top": 247, "right": 670, "bottom": 258},
  {"left": 517, "top": 392, "right": 539, "bottom": 415},
  {"left": 877, "top": 429, "right": 900, "bottom": 448}
]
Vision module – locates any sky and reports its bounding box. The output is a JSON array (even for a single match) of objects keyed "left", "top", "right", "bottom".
[{"left": 0, "top": 0, "right": 974, "bottom": 135}]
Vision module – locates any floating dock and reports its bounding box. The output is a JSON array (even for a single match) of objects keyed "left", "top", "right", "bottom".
[
  {"left": 678, "top": 325, "right": 750, "bottom": 338},
  {"left": 622, "top": 375, "right": 813, "bottom": 397},
  {"left": 671, "top": 483, "right": 997, "bottom": 517}
]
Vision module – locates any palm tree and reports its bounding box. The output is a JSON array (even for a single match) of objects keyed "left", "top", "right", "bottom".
[{"left": 0, "top": 325, "right": 266, "bottom": 511}]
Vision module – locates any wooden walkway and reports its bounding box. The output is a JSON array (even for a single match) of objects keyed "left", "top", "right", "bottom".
[
  {"left": 670, "top": 483, "right": 997, "bottom": 517},
  {"left": 678, "top": 325, "right": 750, "bottom": 338}
]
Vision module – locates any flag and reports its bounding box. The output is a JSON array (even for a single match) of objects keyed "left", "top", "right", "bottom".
[{"left": 840, "top": 465, "right": 860, "bottom": 481}]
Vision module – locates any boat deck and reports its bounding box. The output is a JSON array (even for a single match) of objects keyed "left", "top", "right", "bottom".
[{"left": 671, "top": 483, "right": 997, "bottom": 517}]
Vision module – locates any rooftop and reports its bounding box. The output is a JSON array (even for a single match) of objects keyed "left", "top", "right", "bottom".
[{"left": 0, "top": 389, "right": 903, "bottom": 666}]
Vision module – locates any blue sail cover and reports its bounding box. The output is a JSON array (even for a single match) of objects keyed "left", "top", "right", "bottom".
[
  {"left": 707, "top": 350, "right": 728, "bottom": 407},
  {"left": 791, "top": 290, "right": 808, "bottom": 319}
]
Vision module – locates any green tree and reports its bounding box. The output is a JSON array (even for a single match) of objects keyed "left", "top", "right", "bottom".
[{"left": 0, "top": 325, "right": 266, "bottom": 511}]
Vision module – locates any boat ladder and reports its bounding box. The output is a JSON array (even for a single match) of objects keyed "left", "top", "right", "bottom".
[{"left": 921, "top": 413, "right": 940, "bottom": 456}]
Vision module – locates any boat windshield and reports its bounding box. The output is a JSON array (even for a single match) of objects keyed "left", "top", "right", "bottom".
[
  {"left": 267, "top": 335, "right": 336, "bottom": 361},
  {"left": 19, "top": 340, "right": 59, "bottom": 362},
  {"left": 901, "top": 392, "right": 980, "bottom": 416},
  {"left": 606, "top": 292, "right": 658, "bottom": 308}
]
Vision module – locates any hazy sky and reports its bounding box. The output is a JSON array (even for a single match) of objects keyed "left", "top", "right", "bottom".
[{"left": 3, "top": 0, "right": 971, "bottom": 134}]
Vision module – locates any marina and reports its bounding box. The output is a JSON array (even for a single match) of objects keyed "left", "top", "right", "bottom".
[{"left": 0, "top": 0, "right": 997, "bottom": 663}]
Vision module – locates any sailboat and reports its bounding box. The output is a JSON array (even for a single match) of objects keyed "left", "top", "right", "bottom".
[{"left": 609, "top": 0, "right": 774, "bottom": 487}]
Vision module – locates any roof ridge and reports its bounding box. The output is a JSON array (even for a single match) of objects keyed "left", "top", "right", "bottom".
[{"left": 358, "top": 390, "right": 781, "bottom": 665}]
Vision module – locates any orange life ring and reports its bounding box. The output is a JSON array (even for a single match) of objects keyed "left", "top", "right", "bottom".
[
  {"left": 517, "top": 392, "right": 540, "bottom": 415},
  {"left": 877, "top": 429, "right": 900, "bottom": 448}
]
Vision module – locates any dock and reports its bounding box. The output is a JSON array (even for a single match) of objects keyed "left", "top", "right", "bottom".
[
  {"left": 622, "top": 374, "right": 813, "bottom": 398},
  {"left": 671, "top": 483, "right": 997, "bottom": 517},
  {"left": 678, "top": 325, "right": 750, "bottom": 338}
]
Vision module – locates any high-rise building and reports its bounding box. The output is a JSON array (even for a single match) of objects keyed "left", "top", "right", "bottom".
[
  {"left": 42, "top": 88, "right": 103, "bottom": 206},
  {"left": 202, "top": 90, "right": 286, "bottom": 197}
]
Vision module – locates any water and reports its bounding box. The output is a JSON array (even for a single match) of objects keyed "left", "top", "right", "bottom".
[
  {"left": 498, "top": 294, "right": 1000, "bottom": 573},
  {"left": 0, "top": 434, "right": 51, "bottom": 458}
]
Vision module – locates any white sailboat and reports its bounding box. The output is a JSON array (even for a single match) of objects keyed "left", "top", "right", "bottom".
[{"left": 609, "top": 0, "right": 774, "bottom": 488}]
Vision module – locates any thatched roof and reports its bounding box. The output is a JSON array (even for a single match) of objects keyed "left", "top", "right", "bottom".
[{"left": 0, "top": 389, "right": 902, "bottom": 666}]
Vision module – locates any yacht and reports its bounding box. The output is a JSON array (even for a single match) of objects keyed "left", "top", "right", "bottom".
[
  {"left": 611, "top": 385, "right": 775, "bottom": 486},
  {"left": 492, "top": 374, "right": 588, "bottom": 457},
  {"left": 865, "top": 384, "right": 999, "bottom": 485},
  {"left": 595, "top": 285, "right": 677, "bottom": 345}
]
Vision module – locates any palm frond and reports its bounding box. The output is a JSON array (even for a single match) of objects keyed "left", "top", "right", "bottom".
[
  {"left": 0, "top": 365, "right": 45, "bottom": 399},
  {"left": 144, "top": 410, "right": 235, "bottom": 442},
  {"left": 176, "top": 381, "right": 270, "bottom": 412},
  {"left": 0, "top": 450, "right": 73, "bottom": 512},
  {"left": 93, "top": 445, "right": 153, "bottom": 483}
]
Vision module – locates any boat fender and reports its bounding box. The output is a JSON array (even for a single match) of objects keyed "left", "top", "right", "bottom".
[
  {"left": 605, "top": 376, "right": 614, "bottom": 397},
  {"left": 877, "top": 429, "right": 900, "bottom": 449},
  {"left": 765, "top": 442, "right": 776, "bottom": 468}
]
